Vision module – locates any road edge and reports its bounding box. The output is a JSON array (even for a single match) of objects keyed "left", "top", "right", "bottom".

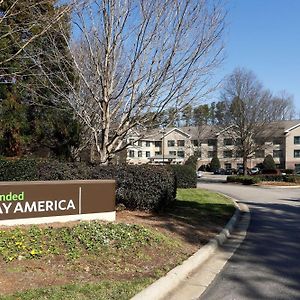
[{"left": 130, "top": 198, "right": 248, "bottom": 300}]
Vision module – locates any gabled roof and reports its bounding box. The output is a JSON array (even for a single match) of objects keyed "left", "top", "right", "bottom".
[
  {"left": 283, "top": 120, "right": 300, "bottom": 133},
  {"left": 128, "top": 119, "right": 300, "bottom": 141},
  {"left": 163, "top": 128, "right": 191, "bottom": 138}
]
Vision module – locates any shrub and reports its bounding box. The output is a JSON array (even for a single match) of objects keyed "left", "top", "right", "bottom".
[
  {"left": 169, "top": 165, "right": 197, "bottom": 188},
  {"left": 261, "top": 169, "right": 281, "bottom": 175},
  {"left": 259, "top": 174, "right": 297, "bottom": 183},
  {"left": 0, "top": 159, "right": 176, "bottom": 211},
  {"left": 184, "top": 155, "right": 198, "bottom": 169},
  {"left": 0, "top": 158, "right": 38, "bottom": 181},
  {"left": 227, "top": 175, "right": 260, "bottom": 185},
  {"left": 210, "top": 156, "right": 220, "bottom": 171},
  {"left": 114, "top": 165, "right": 176, "bottom": 211},
  {"left": 262, "top": 154, "right": 276, "bottom": 170}
]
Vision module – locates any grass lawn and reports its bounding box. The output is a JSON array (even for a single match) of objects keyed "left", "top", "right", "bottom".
[{"left": 0, "top": 188, "right": 235, "bottom": 300}]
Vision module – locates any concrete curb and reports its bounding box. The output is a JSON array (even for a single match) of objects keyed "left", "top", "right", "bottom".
[
  {"left": 130, "top": 200, "right": 242, "bottom": 300},
  {"left": 257, "top": 185, "right": 300, "bottom": 189}
]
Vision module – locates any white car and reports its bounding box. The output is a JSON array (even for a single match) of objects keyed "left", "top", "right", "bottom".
[
  {"left": 250, "top": 167, "right": 260, "bottom": 175},
  {"left": 196, "top": 171, "right": 203, "bottom": 178}
]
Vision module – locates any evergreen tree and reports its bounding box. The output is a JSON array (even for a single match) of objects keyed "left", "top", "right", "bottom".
[
  {"left": 182, "top": 105, "right": 193, "bottom": 126},
  {"left": 210, "top": 155, "right": 220, "bottom": 171},
  {"left": 0, "top": 0, "right": 78, "bottom": 159},
  {"left": 263, "top": 154, "right": 276, "bottom": 170}
]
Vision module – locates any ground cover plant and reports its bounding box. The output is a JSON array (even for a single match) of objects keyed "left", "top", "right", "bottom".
[{"left": 0, "top": 188, "right": 235, "bottom": 299}]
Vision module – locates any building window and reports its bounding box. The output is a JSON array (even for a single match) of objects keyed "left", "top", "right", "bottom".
[
  {"left": 155, "top": 141, "right": 162, "bottom": 147},
  {"left": 192, "top": 140, "right": 199, "bottom": 146},
  {"left": 129, "top": 150, "right": 135, "bottom": 158},
  {"left": 155, "top": 151, "right": 161, "bottom": 156},
  {"left": 294, "top": 150, "right": 300, "bottom": 158},
  {"left": 177, "top": 151, "right": 185, "bottom": 158},
  {"left": 169, "top": 151, "right": 176, "bottom": 156},
  {"left": 129, "top": 138, "right": 135, "bottom": 145},
  {"left": 225, "top": 163, "right": 232, "bottom": 170},
  {"left": 177, "top": 140, "right": 185, "bottom": 147},
  {"left": 223, "top": 150, "right": 233, "bottom": 158},
  {"left": 138, "top": 151, "right": 142, "bottom": 157},
  {"left": 138, "top": 141, "right": 143, "bottom": 147},
  {"left": 208, "top": 151, "right": 216, "bottom": 158},
  {"left": 294, "top": 136, "right": 300, "bottom": 144},
  {"left": 235, "top": 138, "right": 242, "bottom": 146},
  {"left": 208, "top": 139, "right": 217, "bottom": 146},
  {"left": 168, "top": 140, "right": 175, "bottom": 147},
  {"left": 224, "top": 138, "right": 233, "bottom": 146},
  {"left": 295, "top": 164, "right": 300, "bottom": 172},
  {"left": 273, "top": 138, "right": 282, "bottom": 145},
  {"left": 273, "top": 150, "right": 283, "bottom": 158},
  {"left": 236, "top": 150, "right": 243, "bottom": 158},
  {"left": 146, "top": 141, "right": 151, "bottom": 147},
  {"left": 146, "top": 151, "right": 151, "bottom": 157},
  {"left": 255, "top": 150, "right": 265, "bottom": 158}
]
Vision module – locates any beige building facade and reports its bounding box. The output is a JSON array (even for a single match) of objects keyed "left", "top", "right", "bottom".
[{"left": 126, "top": 120, "right": 300, "bottom": 171}]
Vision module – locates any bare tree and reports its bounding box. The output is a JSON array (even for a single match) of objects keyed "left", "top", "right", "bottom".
[
  {"left": 221, "top": 68, "right": 276, "bottom": 175},
  {"left": 271, "top": 90, "right": 295, "bottom": 121},
  {"left": 36, "top": 0, "right": 225, "bottom": 163}
]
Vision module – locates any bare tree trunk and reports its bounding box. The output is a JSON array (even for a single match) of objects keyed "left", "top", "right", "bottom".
[{"left": 243, "top": 156, "right": 248, "bottom": 176}]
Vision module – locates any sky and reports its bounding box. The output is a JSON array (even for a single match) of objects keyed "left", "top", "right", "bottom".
[{"left": 214, "top": 0, "right": 300, "bottom": 116}]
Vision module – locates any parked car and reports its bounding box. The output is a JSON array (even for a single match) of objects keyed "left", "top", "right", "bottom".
[
  {"left": 196, "top": 170, "right": 203, "bottom": 178},
  {"left": 225, "top": 168, "right": 234, "bottom": 175},
  {"left": 213, "top": 168, "right": 226, "bottom": 175},
  {"left": 237, "top": 167, "right": 244, "bottom": 175},
  {"left": 250, "top": 167, "right": 260, "bottom": 175}
]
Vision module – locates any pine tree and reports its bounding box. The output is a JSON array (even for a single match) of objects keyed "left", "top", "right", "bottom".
[
  {"left": 0, "top": 0, "right": 78, "bottom": 159},
  {"left": 210, "top": 155, "right": 221, "bottom": 171},
  {"left": 263, "top": 154, "right": 276, "bottom": 170}
]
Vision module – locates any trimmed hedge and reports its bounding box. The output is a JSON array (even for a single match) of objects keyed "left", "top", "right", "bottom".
[
  {"left": 0, "top": 159, "right": 176, "bottom": 211},
  {"left": 227, "top": 174, "right": 300, "bottom": 185},
  {"left": 169, "top": 165, "right": 197, "bottom": 188},
  {"left": 227, "top": 175, "right": 260, "bottom": 185},
  {"left": 259, "top": 174, "right": 298, "bottom": 183}
]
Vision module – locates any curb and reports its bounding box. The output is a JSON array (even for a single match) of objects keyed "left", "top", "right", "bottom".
[
  {"left": 130, "top": 200, "right": 243, "bottom": 300},
  {"left": 257, "top": 185, "right": 300, "bottom": 189}
]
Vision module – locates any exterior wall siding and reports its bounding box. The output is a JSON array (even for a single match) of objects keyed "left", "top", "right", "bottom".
[{"left": 125, "top": 123, "right": 300, "bottom": 170}]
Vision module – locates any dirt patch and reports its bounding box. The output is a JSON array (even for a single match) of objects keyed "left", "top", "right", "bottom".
[{"left": 0, "top": 209, "right": 231, "bottom": 296}]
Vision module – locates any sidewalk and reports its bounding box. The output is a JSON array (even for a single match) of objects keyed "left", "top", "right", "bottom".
[{"left": 131, "top": 201, "right": 250, "bottom": 300}]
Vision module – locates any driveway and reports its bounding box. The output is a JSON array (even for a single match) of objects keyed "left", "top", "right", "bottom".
[{"left": 197, "top": 183, "right": 300, "bottom": 300}]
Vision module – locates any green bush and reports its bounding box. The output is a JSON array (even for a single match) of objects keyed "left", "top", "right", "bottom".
[
  {"left": 0, "top": 159, "right": 39, "bottom": 181},
  {"left": 227, "top": 175, "right": 260, "bottom": 185},
  {"left": 261, "top": 169, "right": 280, "bottom": 175},
  {"left": 184, "top": 155, "right": 198, "bottom": 169},
  {"left": 210, "top": 155, "right": 220, "bottom": 171},
  {"left": 0, "top": 159, "right": 176, "bottom": 211},
  {"left": 262, "top": 154, "right": 276, "bottom": 170},
  {"left": 169, "top": 165, "right": 196, "bottom": 189},
  {"left": 259, "top": 174, "right": 297, "bottom": 183}
]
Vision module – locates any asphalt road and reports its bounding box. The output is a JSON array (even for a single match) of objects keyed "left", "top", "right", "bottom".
[{"left": 197, "top": 183, "right": 300, "bottom": 300}]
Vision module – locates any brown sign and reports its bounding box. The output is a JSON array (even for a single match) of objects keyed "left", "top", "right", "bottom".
[{"left": 0, "top": 180, "right": 115, "bottom": 221}]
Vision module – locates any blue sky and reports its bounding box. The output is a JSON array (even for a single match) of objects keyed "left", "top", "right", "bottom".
[{"left": 214, "top": 0, "right": 300, "bottom": 116}]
